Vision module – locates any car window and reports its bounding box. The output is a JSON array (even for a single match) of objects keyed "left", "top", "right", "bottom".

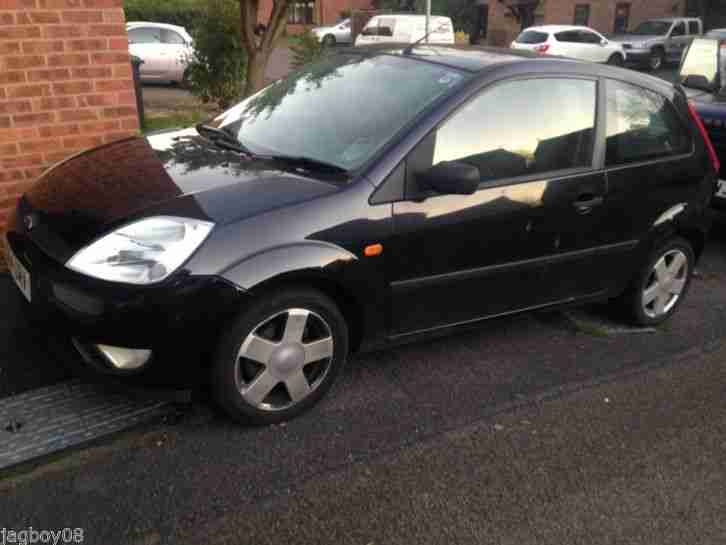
[
  {"left": 555, "top": 31, "right": 580, "bottom": 43},
  {"left": 605, "top": 80, "right": 691, "bottom": 167},
  {"left": 162, "top": 29, "right": 186, "bottom": 44},
  {"left": 517, "top": 30, "right": 548, "bottom": 44},
  {"left": 579, "top": 31, "right": 602, "bottom": 44},
  {"left": 671, "top": 22, "right": 686, "bottom": 37},
  {"left": 377, "top": 18, "right": 396, "bottom": 37},
  {"left": 217, "top": 54, "right": 470, "bottom": 171},
  {"left": 431, "top": 78, "right": 596, "bottom": 183},
  {"left": 633, "top": 21, "right": 671, "bottom": 35},
  {"left": 689, "top": 21, "right": 700, "bottom": 35},
  {"left": 128, "top": 27, "right": 162, "bottom": 44}
]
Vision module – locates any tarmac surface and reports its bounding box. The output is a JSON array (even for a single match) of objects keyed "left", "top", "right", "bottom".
[{"left": 1, "top": 230, "right": 726, "bottom": 544}]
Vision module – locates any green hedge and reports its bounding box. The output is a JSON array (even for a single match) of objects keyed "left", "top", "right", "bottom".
[{"left": 124, "top": 0, "right": 206, "bottom": 30}]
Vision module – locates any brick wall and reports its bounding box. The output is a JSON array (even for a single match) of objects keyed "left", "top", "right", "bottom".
[{"left": 0, "top": 0, "right": 139, "bottom": 249}]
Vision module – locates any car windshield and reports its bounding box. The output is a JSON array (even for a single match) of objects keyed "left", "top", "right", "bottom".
[
  {"left": 632, "top": 21, "right": 672, "bottom": 35},
  {"left": 213, "top": 54, "right": 470, "bottom": 172}
]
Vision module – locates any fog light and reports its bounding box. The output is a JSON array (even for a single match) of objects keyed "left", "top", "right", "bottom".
[{"left": 95, "top": 344, "right": 152, "bottom": 371}]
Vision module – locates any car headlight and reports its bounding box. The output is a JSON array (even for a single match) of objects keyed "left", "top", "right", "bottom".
[{"left": 67, "top": 216, "right": 214, "bottom": 285}]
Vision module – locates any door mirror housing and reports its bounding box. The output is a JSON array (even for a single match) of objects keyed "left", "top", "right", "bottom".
[
  {"left": 419, "top": 161, "right": 480, "bottom": 195},
  {"left": 601, "top": 38, "right": 609, "bottom": 46}
]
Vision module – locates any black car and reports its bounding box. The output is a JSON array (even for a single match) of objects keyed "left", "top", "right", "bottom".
[
  {"left": 4, "top": 46, "right": 718, "bottom": 424},
  {"left": 677, "top": 37, "right": 726, "bottom": 207}
]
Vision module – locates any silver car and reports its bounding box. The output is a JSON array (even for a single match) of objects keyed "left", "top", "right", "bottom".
[
  {"left": 312, "top": 18, "right": 351, "bottom": 46},
  {"left": 126, "top": 22, "right": 194, "bottom": 84}
]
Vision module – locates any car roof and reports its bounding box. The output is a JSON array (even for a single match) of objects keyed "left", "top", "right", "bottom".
[
  {"left": 371, "top": 14, "right": 451, "bottom": 20},
  {"left": 126, "top": 21, "right": 189, "bottom": 33},
  {"left": 523, "top": 25, "right": 598, "bottom": 34},
  {"left": 647, "top": 17, "right": 698, "bottom": 22},
  {"left": 344, "top": 45, "right": 675, "bottom": 93}
]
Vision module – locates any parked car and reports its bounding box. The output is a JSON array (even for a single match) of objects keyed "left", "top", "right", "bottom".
[
  {"left": 608, "top": 17, "right": 703, "bottom": 70},
  {"left": 5, "top": 46, "right": 717, "bottom": 425},
  {"left": 677, "top": 37, "right": 726, "bottom": 206},
  {"left": 511, "top": 25, "right": 626, "bottom": 65},
  {"left": 355, "top": 15, "right": 454, "bottom": 46},
  {"left": 312, "top": 18, "right": 351, "bottom": 46},
  {"left": 126, "top": 22, "right": 193, "bottom": 84},
  {"left": 705, "top": 29, "right": 726, "bottom": 40}
]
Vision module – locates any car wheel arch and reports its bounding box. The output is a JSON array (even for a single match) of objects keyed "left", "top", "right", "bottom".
[{"left": 220, "top": 243, "right": 366, "bottom": 352}]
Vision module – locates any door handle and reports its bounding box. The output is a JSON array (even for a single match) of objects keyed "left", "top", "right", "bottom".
[{"left": 573, "top": 195, "right": 604, "bottom": 214}]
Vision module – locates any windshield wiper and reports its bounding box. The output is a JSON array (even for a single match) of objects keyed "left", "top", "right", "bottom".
[
  {"left": 263, "top": 154, "right": 349, "bottom": 175},
  {"left": 196, "top": 123, "right": 254, "bottom": 156}
]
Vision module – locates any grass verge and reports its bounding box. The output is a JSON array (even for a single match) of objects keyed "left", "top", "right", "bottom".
[{"left": 142, "top": 111, "right": 210, "bottom": 135}]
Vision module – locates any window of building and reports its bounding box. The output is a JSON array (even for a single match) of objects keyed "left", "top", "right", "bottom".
[
  {"left": 432, "top": 78, "right": 596, "bottom": 182},
  {"left": 605, "top": 80, "right": 692, "bottom": 167},
  {"left": 288, "top": 1, "right": 314, "bottom": 24},
  {"left": 574, "top": 4, "right": 590, "bottom": 26},
  {"left": 614, "top": 3, "right": 630, "bottom": 33}
]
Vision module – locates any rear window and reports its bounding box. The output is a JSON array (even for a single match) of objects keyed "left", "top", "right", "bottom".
[
  {"left": 517, "top": 30, "right": 548, "bottom": 44},
  {"left": 605, "top": 80, "right": 692, "bottom": 167}
]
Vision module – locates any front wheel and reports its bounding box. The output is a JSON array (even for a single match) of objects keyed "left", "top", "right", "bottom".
[
  {"left": 607, "top": 53, "right": 624, "bottom": 67},
  {"left": 621, "top": 237, "right": 694, "bottom": 326},
  {"left": 322, "top": 34, "right": 336, "bottom": 47},
  {"left": 212, "top": 288, "right": 349, "bottom": 425}
]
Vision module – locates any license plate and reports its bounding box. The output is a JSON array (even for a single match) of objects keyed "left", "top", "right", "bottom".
[
  {"left": 4, "top": 238, "right": 31, "bottom": 302},
  {"left": 717, "top": 180, "right": 726, "bottom": 199}
]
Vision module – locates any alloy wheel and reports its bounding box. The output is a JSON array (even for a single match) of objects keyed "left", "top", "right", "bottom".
[
  {"left": 641, "top": 249, "right": 688, "bottom": 319},
  {"left": 649, "top": 52, "right": 663, "bottom": 71},
  {"left": 234, "top": 308, "right": 334, "bottom": 412}
]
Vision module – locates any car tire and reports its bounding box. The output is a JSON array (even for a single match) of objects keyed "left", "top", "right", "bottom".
[
  {"left": 648, "top": 48, "right": 665, "bottom": 71},
  {"left": 607, "top": 53, "right": 624, "bottom": 67},
  {"left": 212, "top": 287, "right": 349, "bottom": 425},
  {"left": 323, "top": 34, "right": 336, "bottom": 47},
  {"left": 622, "top": 237, "right": 694, "bottom": 327}
]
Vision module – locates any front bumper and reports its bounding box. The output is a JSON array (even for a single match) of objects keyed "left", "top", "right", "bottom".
[
  {"left": 622, "top": 49, "right": 652, "bottom": 64},
  {"left": 5, "top": 229, "right": 248, "bottom": 387}
]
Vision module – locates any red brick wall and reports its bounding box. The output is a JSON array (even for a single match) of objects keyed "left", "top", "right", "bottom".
[{"left": 0, "top": 0, "right": 139, "bottom": 246}]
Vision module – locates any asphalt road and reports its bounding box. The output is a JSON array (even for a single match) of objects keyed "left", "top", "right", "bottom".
[{"left": 2, "top": 231, "right": 726, "bottom": 544}]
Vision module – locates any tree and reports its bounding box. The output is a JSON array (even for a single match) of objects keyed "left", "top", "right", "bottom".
[{"left": 239, "top": 0, "right": 292, "bottom": 97}]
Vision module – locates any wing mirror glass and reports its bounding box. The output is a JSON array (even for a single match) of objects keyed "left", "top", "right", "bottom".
[{"left": 419, "top": 161, "right": 480, "bottom": 195}]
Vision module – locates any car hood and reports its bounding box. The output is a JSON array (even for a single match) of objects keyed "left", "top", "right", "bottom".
[{"left": 21, "top": 128, "right": 340, "bottom": 262}]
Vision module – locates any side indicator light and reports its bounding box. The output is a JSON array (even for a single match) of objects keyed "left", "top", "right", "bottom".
[{"left": 364, "top": 243, "right": 383, "bottom": 257}]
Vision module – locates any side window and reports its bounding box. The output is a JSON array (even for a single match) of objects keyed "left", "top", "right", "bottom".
[
  {"left": 688, "top": 21, "right": 700, "bottom": 35},
  {"left": 431, "top": 78, "right": 597, "bottom": 183},
  {"left": 128, "top": 28, "right": 162, "bottom": 44},
  {"left": 555, "top": 31, "right": 579, "bottom": 43},
  {"left": 580, "top": 31, "right": 602, "bottom": 44},
  {"left": 671, "top": 22, "right": 686, "bottom": 37},
  {"left": 605, "top": 80, "right": 692, "bottom": 167},
  {"left": 162, "top": 29, "right": 186, "bottom": 44},
  {"left": 378, "top": 18, "right": 396, "bottom": 37}
]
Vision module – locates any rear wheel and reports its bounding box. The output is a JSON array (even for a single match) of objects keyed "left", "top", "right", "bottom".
[
  {"left": 621, "top": 237, "right": 694, "bottom": 326},
  {"left": 212, "top": 288, "right": 349, "bottom": 425},
  {"left": 648, "top": 48, "right": 665, "bottom": 71},
  {"left": 607, "top": 53, "right": 624, "bottom": 67}
]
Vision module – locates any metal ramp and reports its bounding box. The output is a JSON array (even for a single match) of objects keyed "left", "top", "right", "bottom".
[{"left": 0, "top": 380, "right": 171, "bottom": 471}]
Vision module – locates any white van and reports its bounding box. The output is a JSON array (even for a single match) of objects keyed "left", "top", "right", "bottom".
[{"left": 355, "top": 14, "right": 455, "bottom": 46}]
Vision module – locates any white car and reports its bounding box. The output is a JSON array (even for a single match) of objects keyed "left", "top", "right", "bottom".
[
  {"left": 126, "top": 22, "right": 193, "bottom": 84},
  {"left": 312, "top": 18, "right": 352, "bottom": 46},
  {"left": 355, "top": 15, "right": 454, "bottom": 46},
  {"left": 511, "top": 25, "right": 626, "bottom": 66}
]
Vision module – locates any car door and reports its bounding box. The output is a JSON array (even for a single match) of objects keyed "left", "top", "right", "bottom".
[
  {"left": 128, "top": 26, "right": 166, "bottom": 79},
  {"left": 579, "top": 30, "right": 610, "bottom": 62},
  {"left": 601, "top": 79, "right": 700, "bottom": 285},
  {"left": 161, "top": 28, "right": 188, "bottom": 81},
  {"left": 553, "top": 31, "right": 580, "bottom": 58},
  {"left": 668, "top": 21, "right": 689, "bottom": 62},
  {"left": 388, "top": 77, "right": 606, "bottom": 335}
]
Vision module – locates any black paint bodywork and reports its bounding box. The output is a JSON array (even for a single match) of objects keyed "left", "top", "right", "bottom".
[{"left": 6, "top": 46, "right": 716, "bottom": 386}]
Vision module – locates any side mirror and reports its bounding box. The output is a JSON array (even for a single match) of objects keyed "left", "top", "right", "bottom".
[
  {"left": 682, "top": 74, "right": 715, "bottom": 92},
  {"left": 419, "top": 161, "right": 480, "bottom": 195},
  {"left": 601, "top": 38, "right": 609, "bottom": 46}
]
